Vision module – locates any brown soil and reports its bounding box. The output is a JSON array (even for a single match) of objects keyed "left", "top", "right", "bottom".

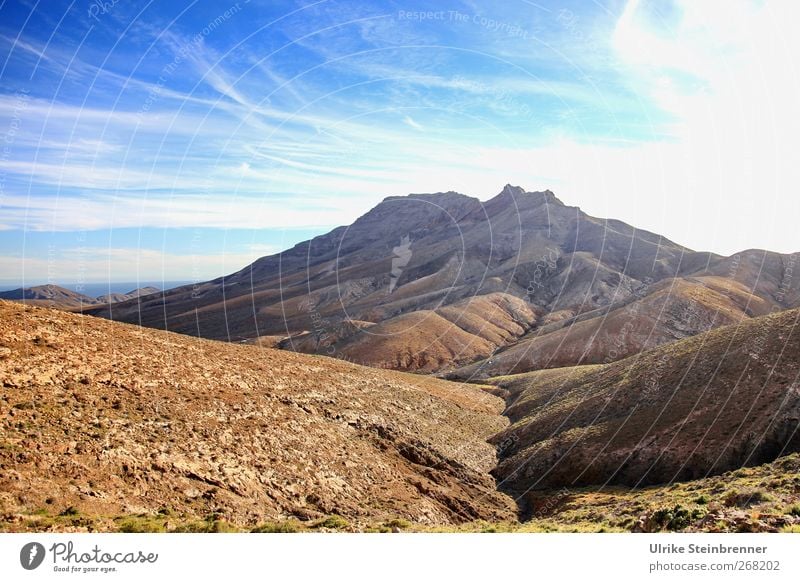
[{"left": 0, "top": 301, "right": 516, "bottom": 529}]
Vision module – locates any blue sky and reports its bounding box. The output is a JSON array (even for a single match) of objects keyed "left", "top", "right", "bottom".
[{"left": 1, "top": 0, "right": 799, "bottom": 284}]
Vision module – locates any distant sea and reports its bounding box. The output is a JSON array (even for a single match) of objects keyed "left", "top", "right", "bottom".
[{"left": 0, "top": 281, "right": 194, "bottom": 299}]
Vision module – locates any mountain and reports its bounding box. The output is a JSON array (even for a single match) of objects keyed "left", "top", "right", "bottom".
[
  {"left": 0, "top": 285, "right": 99, "bottom": 308},
  {"left": 83, "top": 185, "right": 800, "bottom": 374},
  {"left": 96, "top": 286, "right": 159, "bottom": 304},
  {"left": 0, "top": 285, "right": 161, "bottom": 310},
  {"left": 0, "top": 300, "right": 514, "bottom": 528},
  {"left": 489, "top": 307, "right": 800, "bottom": 491}
]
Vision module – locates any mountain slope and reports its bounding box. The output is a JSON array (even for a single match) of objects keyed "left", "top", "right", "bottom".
[
  {"left": 282, "top": 292, "right": 537, "bottom": 372},
  {"left": 489, "top": 307, "right": 800, "bottom": 491},
  {"left": 96, "top": 286, "right": 159, "bottom": 304},
  {"left": 0, "top": 300, "right": 515, "bottom": 527},
  {"left": 449, "top": 275, "right": 775, "bottom": 380},
  {"left": 83, "top": 186, "right": 800, "bottom": 374}
]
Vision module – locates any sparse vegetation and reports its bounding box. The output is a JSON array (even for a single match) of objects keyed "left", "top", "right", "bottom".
[
  {"left": 723, "top": 489, "right": 772, "bottom": 508},
  {"left": 116, "top": 516, "right": 167, "bottom": 533},
  {"left": 311, "top": 515, "right": 350, "bottom": 530},
  {"left": 251, "top": 521, "right": 302, "bottom": 533},
  {"left": 648, "top": 505, "right": 704, "bottom": 531}
]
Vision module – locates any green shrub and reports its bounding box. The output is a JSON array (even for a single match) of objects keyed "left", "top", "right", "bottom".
[
  {"left": 383, "top": 518, "right": 412, "bottom": 530},
  {"left": 311, "top": 515, "right": 349, "bottom": 530},
  {"left": 251, "top": 521, "right": 301, "bottom": 533},
  {"left": 650, "top": 505, "right": 701, "bottom": 531},
  {"left": 723, "top": 489, "right": 772, "bottom": 508},
  {"left": 116, "top": 518, "right": 166, "bottom": 533},
  {"left": 208, "top": 519, "right": 236, "bottom": 533},
  {"left": 785, "top": 504, "right": 800, "bottom": 517}
]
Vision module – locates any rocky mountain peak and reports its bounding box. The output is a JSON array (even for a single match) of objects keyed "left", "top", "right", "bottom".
[
  {"left": 501, "top": 183, "right": 526, "bottom": 196},
  {"left": 480, "top": 184, "right": 565, "bottom": 217}
]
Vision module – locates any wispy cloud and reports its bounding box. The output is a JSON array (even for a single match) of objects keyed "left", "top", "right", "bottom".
[{"left": 1, "top": 0, "right": 798, "bottom": 287}]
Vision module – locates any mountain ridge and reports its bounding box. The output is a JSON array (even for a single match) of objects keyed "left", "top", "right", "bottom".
[{"left": 0, "top": 284, "right": 160, "bottom": 309}]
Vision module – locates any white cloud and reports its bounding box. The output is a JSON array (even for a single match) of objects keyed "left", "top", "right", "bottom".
[{"left": 597, "top": 0, "right": 800, "bottom": 254}]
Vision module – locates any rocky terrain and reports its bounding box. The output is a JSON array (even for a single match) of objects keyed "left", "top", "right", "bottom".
[
  {"left": 83, "top": 186, "right": 800, "bottom": 376},
  {"left": 6, "top": 452, "right": 800, "bottom": 533},
  {"left": 426, "top": 453, "right": 800, "bottom": 533},
  {"left": 0, "top": 300, "right": 515, "bottom": 530},
  {"left": 490, "top": 307, "right": 800, "bottom": 491}
]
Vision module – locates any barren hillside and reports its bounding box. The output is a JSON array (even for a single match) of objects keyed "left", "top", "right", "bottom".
[
  {"left": 449, "top": 275, "right": 773, "bottom": 379},
  {"left": 490, "top": 308, "right": 800, "bottom": 491},
  {"left": 0, "top": 301, "right": 515, "bottom": 529}
]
